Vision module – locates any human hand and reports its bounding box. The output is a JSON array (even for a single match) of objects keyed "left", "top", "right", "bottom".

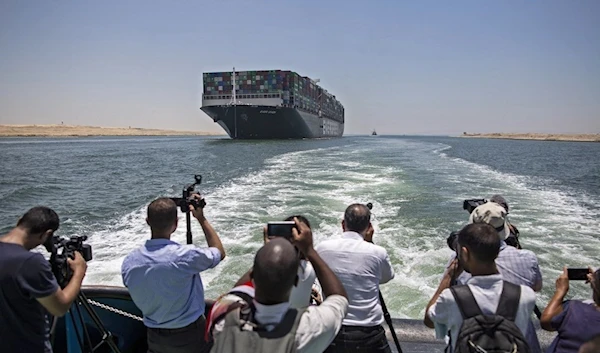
[
  {"left": 67, "top": 251, "right": 87, "bottom": 276},
  {"left": 311, "top": 287, "right": 323, "bottom": 305},
  {"left": 556, "top": 267, "right": 569, "bottom": 295},
  {"left": 262, "top": 226, "right": 270, "bottom": 244},
  {"left": 445, "top": 258, "right": 463, "bottom": 280},
  {"left": 587, "top": 268, "right": 598, "bottom": 295},
  {"left": 189, "top": 194, "right": 206, "bottom": 220},
  {"left": 291, "top": 217, "right": 313, "bottom": 256}
]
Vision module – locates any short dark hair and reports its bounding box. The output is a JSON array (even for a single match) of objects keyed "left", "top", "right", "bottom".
[
  {"left": 17, "top": 206, "right": 59, "bottom": 235},
  {"left": 284, "top": 215, "right": 311, "bottom": 228},
  {"left": 147, "top": 198, "right": 177, "bottom": 231},
  {"left": 344, "top": 204, "right": 371, "bottom": 233},
  {"left": 458, "top": 223, "right": 500, "bottom": 264}
]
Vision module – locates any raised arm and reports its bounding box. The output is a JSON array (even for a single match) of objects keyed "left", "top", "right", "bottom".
[
  {"left": 190, "top": 195, "right": 225, "bottom": 260},
  {"left": 424, "top": 258, "right": 459, "bottom": 328},
  {"left": 540, "top": 267, "right": 570, "bottom": 331}
]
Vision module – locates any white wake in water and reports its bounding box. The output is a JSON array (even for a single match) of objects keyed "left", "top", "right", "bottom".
[{"left": 82, "top": 138, "right": 600, "bottom": 319}]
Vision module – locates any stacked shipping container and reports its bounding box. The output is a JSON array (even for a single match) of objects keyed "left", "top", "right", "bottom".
[{"left": 203, "top": 70, "right": 344, "bottom": 123}]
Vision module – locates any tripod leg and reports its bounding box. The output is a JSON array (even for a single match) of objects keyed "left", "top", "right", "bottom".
[{"left": 75, "top": 292, "right": 123, "bottom": 353}]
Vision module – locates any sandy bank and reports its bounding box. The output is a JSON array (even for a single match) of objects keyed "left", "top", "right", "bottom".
[
  {"left": 0, "top": 124, "right": 224, "bottom": 137},
  {"left": 461, "top": 132, "right": 600, "bottom": 142}
]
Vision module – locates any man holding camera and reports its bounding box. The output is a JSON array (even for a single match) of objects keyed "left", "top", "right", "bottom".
[
  {"left": 316, "top": 203, "right": 395, "bottom": 353},
  {"left": 209, "top": 218, "right": 349, "bottom": 353},
  {"left": 425, "top": 223, "right": 536, "bottom": 353},
  {"left": 488, "top": 195, "right": 522, "bottom": 248},
  {"left": 121, "top": 195, "right": 225, "bottom": 353},
  {"left": 0, "top": 206, "right": 88, "bottom": 353}
]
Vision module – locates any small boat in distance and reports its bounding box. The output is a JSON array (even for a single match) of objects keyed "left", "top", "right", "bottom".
[{"left": 372, "top": 129, "right": 377, "bottom": 136}]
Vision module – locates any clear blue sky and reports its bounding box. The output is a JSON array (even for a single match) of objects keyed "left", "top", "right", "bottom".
[{"left": 1, "top": 0, "right": 598, "bottom": 135}]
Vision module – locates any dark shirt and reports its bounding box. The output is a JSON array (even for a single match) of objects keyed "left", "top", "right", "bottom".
[
  {"left": 0, "top": 242, "right": 59, "bottom": 353},
  {"left": 547, "top": 300, "right": 600, "bottom": 353}
]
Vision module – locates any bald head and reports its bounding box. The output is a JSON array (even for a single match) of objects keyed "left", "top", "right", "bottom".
[
  {"left": 253, "top": 238, "right": 299, "bottom": 304},
  {"left": 344, "top": 203, "right": 371, "bottom": 233}
]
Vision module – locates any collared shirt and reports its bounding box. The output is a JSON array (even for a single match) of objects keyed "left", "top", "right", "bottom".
[
  {"left": 451, "top": 241, "right": 543, "bottom": 353},
  {"left": 211, "top": 293, "right": 349, "bottom": 353},
  {"left": 121, "top": 238, "right": 221, "bottom": 329},
  {"left": 455, "top": 242, "right": 542, "bottom": 289},
  {"left": 428, "top": 274, "right": 536, "bottom": 352},
  {"left": 316, "top": 231, "right": 395, "bottom": 326}
]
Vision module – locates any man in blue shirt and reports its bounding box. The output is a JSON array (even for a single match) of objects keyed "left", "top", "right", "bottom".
[{"left": 122, "top": 195, "right": 226, "bottom": 353}]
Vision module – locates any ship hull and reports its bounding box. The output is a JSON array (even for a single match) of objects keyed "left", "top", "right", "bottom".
[{"left": 201, "top": 105, "right": 344, "bottom": 139}]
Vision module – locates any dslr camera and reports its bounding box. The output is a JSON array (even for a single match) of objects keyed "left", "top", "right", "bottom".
[
  {"left": 170, "top": 175, "right": 206, "bottom": 211},
  {"left": 46, "top": 234, "right": 92, "bottom": 287}
]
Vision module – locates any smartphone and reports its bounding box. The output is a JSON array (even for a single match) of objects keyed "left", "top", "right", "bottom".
[
  {"left": 267, "top": 221, "right": 296, "bottom": 239},
  {"left": 567, "top": 268, "right": 589, "bottom": 281}
]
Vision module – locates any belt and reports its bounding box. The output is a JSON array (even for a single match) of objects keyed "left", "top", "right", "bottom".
[
  {"left": 340, "top": 324, "right": 383, "bottom": 333},
  {"left": 148, "top": 315, "right": 206, "bottom": 334}
]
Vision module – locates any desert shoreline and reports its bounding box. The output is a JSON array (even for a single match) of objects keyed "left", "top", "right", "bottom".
[
  {"left": 461, "top": 132, "right": 600, "bottom": 143},
  {"left": 0, "top": 124, "right": 224, "bottom": 137}
]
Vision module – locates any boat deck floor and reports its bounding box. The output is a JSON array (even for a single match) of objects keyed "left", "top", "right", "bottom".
[{"left": 385, "top": 318, "right": 555, "bottom": 352}]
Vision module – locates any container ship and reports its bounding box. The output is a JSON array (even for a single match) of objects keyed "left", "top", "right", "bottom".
[{"left": 200, "top": 68, "right": 344, "bottom": 139}]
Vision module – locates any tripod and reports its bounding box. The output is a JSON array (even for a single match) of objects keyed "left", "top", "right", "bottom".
[{"left": 52, "top": 292, "right": 122, "bottom": 353}]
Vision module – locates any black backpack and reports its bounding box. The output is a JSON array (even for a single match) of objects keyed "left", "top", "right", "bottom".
[{"left": 450, "top": 281, "right": 531, "bottom": 353}]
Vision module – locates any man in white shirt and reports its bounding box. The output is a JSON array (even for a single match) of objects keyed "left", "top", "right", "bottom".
[
  {"left": 209, "top": 218, "right": 349, "bottom": 353},
  {"left": 424, "top": 223, "right": 536, "bottom": 353},
  {"left": 316, "top": 203, "right": 395, "bottom": 353}
]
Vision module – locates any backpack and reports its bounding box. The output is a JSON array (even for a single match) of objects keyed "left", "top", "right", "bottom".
[
  {"left": 210, "top": 302, "right": 306, "bottom": 353},
  {"left": 450, "top": 281, "right": 531, "bottom": 353}
]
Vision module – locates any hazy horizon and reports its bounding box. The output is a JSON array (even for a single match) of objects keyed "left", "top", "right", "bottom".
[{"left": 1, "top": 1, "right": 599, "bottom": 135}]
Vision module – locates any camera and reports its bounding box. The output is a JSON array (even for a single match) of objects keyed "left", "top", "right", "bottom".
[
  {"left": 267, "top": 221, "right": 296, "bottom": 239},
  {"left": 46, "top": 234, "right": 92, "bottom": 287},
  {"left": 170, "top": 175, "right": 206, "bottom": 211},
  {"left": 171, "top": 174, "right": 207, "bottom": 244},
  {"left": 446, "top": 231, "right": 459, "bottom": 252},
  {"left": 462, "top": 198, "right": 488, "bottom": 214}
]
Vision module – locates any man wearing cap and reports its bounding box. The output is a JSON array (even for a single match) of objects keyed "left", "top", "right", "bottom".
[
  {"left": 489, "top": 195, "right": 521, "bottom": 249},
  {"left": 453, "top": 201, "right": 543, "bottom": 353}
]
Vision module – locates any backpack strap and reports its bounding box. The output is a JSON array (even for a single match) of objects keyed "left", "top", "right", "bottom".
[
  {"left": 450, "top": 285, "right": 483, "bottom": 319},
  {"left": 495, "top": 281, "right": 521, "bottom": 322}
]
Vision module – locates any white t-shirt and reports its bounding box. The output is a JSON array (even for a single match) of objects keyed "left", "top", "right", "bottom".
[{"left": 428, "top": 274, "right": 536, "bottom": 352}]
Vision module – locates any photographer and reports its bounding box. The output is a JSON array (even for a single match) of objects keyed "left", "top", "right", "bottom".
[
  {"left": 541, "top": 268, "right": 600, "bottom": 353},
  {"left": 121, "top": 195, "right": 225, "bottom": 353},
  {"left": 208, "top": 218, "right": 348, "bottom": 353},
  {"left": 451, "top": 202, "right": 543, "bottom": 353},
  {"left": 488, "top": 195, "right": 521, "bottom": 249},
  {"left": 0, "top": 206, "right": 87, "bottom": 353},
  {"left": 317, "top": 203, "right": 395, "bottom": 353}
]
